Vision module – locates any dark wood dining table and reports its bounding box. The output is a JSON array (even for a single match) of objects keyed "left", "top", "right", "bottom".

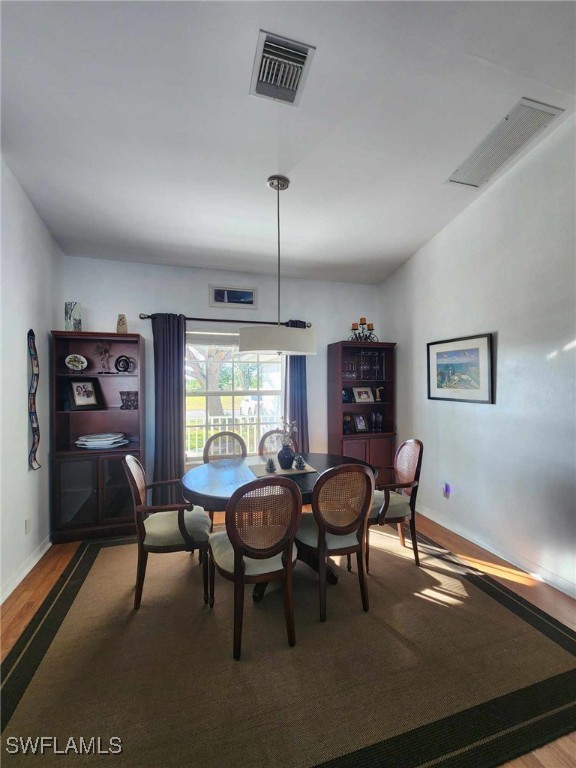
[
  {"left": 181, "top": 452, "right": 375, "bottom": 598},
  {"left": 181, "top": 452, "right": 373, "bottom": 510}
]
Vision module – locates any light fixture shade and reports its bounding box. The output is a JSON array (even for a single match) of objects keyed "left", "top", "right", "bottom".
[{"left": 238, "top": 325, "right": 317, "bottom": 355}]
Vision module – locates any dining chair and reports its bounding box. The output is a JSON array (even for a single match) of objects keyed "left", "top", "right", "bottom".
[
  {"left": 364, "top": 439, "right": 424, "bottom": 569},
  {"left": 295, "top": 464, "right": 374, "bottom": 622},
  {"left": 258, "top": 429, "right": 298, "bottom": 456},
  {"left": 202, "top": 431, "right": 247, "bottom": 463},
  {"left": 123, "top": 455, "right": 212, "bottom": 609},
  {"left": 208, "top": 476, "right": 303, "bottom": 660},
  {"left": 202, "top": 431, "right": 248, "bottom": 529}
]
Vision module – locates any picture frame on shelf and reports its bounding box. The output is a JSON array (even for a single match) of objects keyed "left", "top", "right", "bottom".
[
  {"left": 68, "top": 378, "right": 103, "bottom": 411},
  {"left": 427, "top": 333, "right": 494, "bottom": 403},
  {"left": 353, "top": 414, "right": 369, "bottom": 432},
  {"left": 342, "top": 388, "right": 353, "bottom": 403},
  {"left": 352, "top": 386, "right": 374, "bottom": 403}
]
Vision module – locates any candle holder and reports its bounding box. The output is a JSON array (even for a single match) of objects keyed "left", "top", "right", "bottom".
[{"left": 348, "top": 318, "right": 379, "bottom": 342}]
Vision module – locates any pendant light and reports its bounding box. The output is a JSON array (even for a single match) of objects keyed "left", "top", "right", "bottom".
[{"left": 238, "top": 175, "right": 317, "bottom": 356}]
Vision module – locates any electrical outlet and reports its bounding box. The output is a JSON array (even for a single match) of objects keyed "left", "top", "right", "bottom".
[
  {"left": 25, "top": 518, "right": 31, "bottom": 535},
  {"left": 443, "top": 483, "right": 451, "bottom": 498}
]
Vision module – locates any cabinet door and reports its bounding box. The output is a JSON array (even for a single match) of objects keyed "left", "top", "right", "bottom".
[
  {"left": 99, "top": 456, "right": 133, "bottom": 523},
  {"left": 55, "top": 457, "right": 98, "bottom": 528},
  {"left": 342, "top": 439, "right": 369, "bottom": 462},
  {"left": 369, "top": 437, "right": 395, "bottom": 484}
]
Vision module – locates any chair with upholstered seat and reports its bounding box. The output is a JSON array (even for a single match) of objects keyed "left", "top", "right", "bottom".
[
  {"left": 365, "top": 439, "right": 424, "bottom": 569},
  {"left": 123, "top": 455, "right": 212, "bottom": 609},
  {"left": 258, "top": 429, "right": 298, "bottom": 456},
  {"left": 296, "top": 464, "right": 374, "bottom": 622},
  {"left": 208, "top": 476, "right": 302, "bottom": 660}
]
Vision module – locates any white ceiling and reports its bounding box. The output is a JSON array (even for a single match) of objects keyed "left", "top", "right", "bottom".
[{"left": 2, "top": 1, "right": 574, "bottom": 285}]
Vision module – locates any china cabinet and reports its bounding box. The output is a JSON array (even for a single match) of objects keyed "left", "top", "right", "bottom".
[
  {"left": 50, "top": 331, "right": 145, "bottom": 542},
  {"left": 327, "top": 341, "right": 396, "bottom": 486}
]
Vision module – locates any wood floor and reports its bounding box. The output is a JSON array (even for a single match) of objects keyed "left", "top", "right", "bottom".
[{"left": 1, "top": 514, "right": 574, "bottom": 767}]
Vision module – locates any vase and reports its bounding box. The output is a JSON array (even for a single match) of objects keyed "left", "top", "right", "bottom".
[{"left": 277, "top": 444, "right": 295, "bottom": 470}]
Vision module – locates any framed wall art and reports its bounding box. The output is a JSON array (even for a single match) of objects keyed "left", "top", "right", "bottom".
[
  {"left": 427, "top": 333, "right": 494, "bottom": 403},
  {"left": 209, "top": 285, "right": 257, "bottom": 309}
]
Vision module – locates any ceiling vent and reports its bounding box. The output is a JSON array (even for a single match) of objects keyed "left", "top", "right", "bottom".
[
  {"left": 250, "top": 30, "right": 315, "bottom": 106},
  {"left": 447, "top": 98, "right": 564, "bottom": 189}
]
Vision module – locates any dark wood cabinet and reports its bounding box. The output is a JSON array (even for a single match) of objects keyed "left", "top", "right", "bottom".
[
  {"left": 327, "top": 341, "right": 396, "bottom": 486},
  {"left": 50, "top": 331, "right": 145, "bottom": 542}
]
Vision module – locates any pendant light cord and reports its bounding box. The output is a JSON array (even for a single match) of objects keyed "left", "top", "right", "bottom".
[{"left": 276, "top": 182, "right": 281, "bottom": 327}]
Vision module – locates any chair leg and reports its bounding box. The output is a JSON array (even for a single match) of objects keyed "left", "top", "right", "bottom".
[
  {"left": 366, "top": 528, "right": 370, "bottom": 574},
  {"left": 347, "top": 554, "right": 352, "bottom": 572},
  {"left": 283, "top": 565, "right": 296, "bottom": 647},
  {"left": 397, "top": 522, "right": 405, "bottom": 548},
  {"left": 233, "top": 577, "right": 245, "bottom": 660},
  {"left": 356, "top": 549, "right": 369, "bottom": 612},
  {"left": 201, "top": 545, "right": 209, "bottom": 604},
  {"left": 319, "top": 552, "right": 327, "bottom": 623},
  {"left": 208, "top": 549, "right": 215, "bottom": 608},
  {"left": 134, "top": 547, "right": 148, "bottom": 610},
  {"left": 409, "top": 514, "right": 420, "bottom": 566}
]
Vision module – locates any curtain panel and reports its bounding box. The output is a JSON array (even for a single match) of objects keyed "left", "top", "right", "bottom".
[
  {"left": 286, "top": 320, "right": 310, "bottom": 453},
  {"left": 151, "top": 313, "right": 186, "bottom": 503}
]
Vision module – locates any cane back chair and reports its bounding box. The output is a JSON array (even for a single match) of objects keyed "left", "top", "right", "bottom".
[
  {"left": 258, "top": 429, "right": 298, "bottom": 456},
  {"left": 295, "top": 464, "right": 374, "bottom": 622},
  {"left": 208, "top": 476, "right": 302, "bottom": 660},
  {"left": 123, "top": 455, "right": 211, "bottom": 608}
]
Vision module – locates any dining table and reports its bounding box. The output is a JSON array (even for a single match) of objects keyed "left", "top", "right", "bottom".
[{"left": 181, "top": 452, "right": 375, "bottom": 599}]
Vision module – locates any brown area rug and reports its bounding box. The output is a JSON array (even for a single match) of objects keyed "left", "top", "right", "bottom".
[{"left": 2, "top": 531, "right": 575, "bottom": 767}]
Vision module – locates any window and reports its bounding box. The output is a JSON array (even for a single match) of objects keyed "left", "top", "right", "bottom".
[{"left": 185, "top": 331, "right": 284, "bottom": 463}]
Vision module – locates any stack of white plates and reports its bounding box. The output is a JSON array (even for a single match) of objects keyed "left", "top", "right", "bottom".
[{"left": 76, "top": 432, "right": 129, "bottom": 449}]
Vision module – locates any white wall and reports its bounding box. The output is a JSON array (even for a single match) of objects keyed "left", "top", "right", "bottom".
[
  {"left": 1, "top": 160, "right": 61, "bottom": 600},
  {"left": 379, "top": 120, "right": 576, "bottom": 597},
  {"left": 4, "top": 121, "right": 574, "bottom": 601},
  {"left": 54, "top": 257, "right": 382, "bottom": 472}
]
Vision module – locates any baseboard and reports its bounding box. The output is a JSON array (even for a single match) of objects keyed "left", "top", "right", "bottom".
[
  {"left": 1, "top": 536, "right": 52, "bottom": 603},
  {"left": 417, "top": 504, "right": 576, "bottom": 600}
]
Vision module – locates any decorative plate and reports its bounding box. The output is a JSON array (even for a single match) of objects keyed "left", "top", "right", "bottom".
[
  {"left": 114, "top": 355, "right": 136, "bottom": 373},
  {"left": 65, "top": 354, "right": 88, "bottom": 371},
  {"left": 76, "top": 439, "right": 129, "bottom": 450},
  {"left": 78, "top": 432, "right": 124, "bottom": 441}
]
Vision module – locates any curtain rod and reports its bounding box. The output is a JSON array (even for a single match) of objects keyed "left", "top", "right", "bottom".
[{"left": 138, "top": 313, "right": 311, "bottom": 328}]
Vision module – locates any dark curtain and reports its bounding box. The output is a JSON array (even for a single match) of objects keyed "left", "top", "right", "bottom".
[
  {"left": 151, "top": 313, "right": 186, "bottom": 503},
  {"left": 286, "top": 320, "right": 310, "bottom": 453}
]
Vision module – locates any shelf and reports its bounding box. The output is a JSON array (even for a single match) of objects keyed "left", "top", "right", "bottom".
[
  {"left": 340, "top": 432, "right": 395, "bottom": 439},
  {"left": 56, "top": 372, "right": 138, "bottom": 378},
  {"left": 341, "top": 379, "right": 391, "bottom": 385},
  {"left": 54, "top": 443, "right": 141, "bottom": 458},
  {"left": 51, "top": 330, "right": 145, "bottom": 542},
  {"left": 328, "top": 340, "right": 396, "bottom": 472},
  {"left": 342, "top": 401, "right": 393, "bottom": 406}
]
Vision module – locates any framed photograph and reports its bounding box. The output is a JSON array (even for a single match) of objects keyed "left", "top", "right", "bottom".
[
  {"left": 427, "top": 334, "right": 494, "bottom": 403},
  {"left": 68, "top": 378, "right": 103, "bottom": 410},
  {"left": 352, "top": 387, "right": 374, "bottom": 403},
  {"left": 342, "top": 388, "right": 353, "bottom": 403},
  {"left": 353, "top": 414, "right": 369, "bottom": 432},
  {"left": 209, "top": 285, "right": 257, "bottom": 309}
]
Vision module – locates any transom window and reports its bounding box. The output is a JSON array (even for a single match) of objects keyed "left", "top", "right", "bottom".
[{"left": 185, "top": 331, "right": 284, "bottom": 463}]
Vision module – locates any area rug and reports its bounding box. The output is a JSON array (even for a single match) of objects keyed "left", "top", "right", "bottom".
[{"left": 1, "top": 532, "right": 575, "bottom": 767}]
